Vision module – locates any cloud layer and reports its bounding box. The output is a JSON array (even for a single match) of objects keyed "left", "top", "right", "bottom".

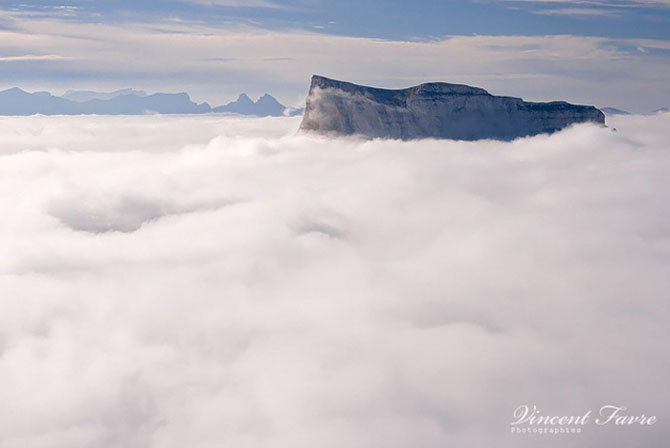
[{"left": 0, "top": 114, "right": 669, "bottom": 447}]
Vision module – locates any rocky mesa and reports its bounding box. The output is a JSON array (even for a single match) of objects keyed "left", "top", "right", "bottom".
[{"left": 299, "top": 75, "right": 605, "bottom": 141}]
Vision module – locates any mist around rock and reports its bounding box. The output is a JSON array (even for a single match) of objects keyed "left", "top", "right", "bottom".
[{"left": 0, "top": 113, "right": 668, "bottom": 448}]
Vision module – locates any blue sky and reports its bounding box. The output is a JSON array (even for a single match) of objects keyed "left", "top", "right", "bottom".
[
  {"left": 1, "top": 0, "right": 669, "bottom": 110},
  {"left": 5, "top": 0, "right": 670, "bottom": 40}
]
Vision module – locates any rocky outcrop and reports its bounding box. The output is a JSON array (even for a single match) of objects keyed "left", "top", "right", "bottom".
[{"left": 299, "top": 75, "right": 605, "bottom": 141}]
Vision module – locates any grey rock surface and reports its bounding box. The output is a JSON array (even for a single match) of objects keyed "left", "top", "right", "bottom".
[{"left": 299, "top": 75, "right": 605, "bottom": 140}]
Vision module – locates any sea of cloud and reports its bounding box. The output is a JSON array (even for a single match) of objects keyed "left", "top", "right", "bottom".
[{"left": 0, "top": 113, "right": 668, "bottom": 448}]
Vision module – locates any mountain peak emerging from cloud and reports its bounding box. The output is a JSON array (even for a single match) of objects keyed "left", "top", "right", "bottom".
[
  {"left": 300, "top": 75, "right": 605, "bottom": 140},
  {"left": 213, "top": 92, "right": 296, "bottom": 116}
]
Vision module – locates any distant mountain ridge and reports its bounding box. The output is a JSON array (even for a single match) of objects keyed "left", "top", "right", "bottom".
[
  {"left": 63, "top": 88, "right": 148, "bottom": 102},
  {"left": 0, "top": 87, "right": 302, "bottom": 116}
]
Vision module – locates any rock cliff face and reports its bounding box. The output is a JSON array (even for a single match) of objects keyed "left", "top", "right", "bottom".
[{"left": 299, "top": 75, "right": 605, "bottom": 140}]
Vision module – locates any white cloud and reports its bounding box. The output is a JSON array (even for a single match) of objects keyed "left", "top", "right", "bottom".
[
  {"left": 0, "top": 113, "right": 669, "bottom": 447},
  {"left": 0, "top": 54, "right": 75, "bottom": 62},
  {"left": 487, "top": 0, "right": 670, "bottom": 17},
  {"left": 531, "top": 7, "right": 622, "bottom": 14},
  {"left": 494, "top": 0, "right": 670, "bottom": 6}
]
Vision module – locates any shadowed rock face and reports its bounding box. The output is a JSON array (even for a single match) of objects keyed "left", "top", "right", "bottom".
[{"left": 299, "top": 75, "right": 605, "bottom": 141}]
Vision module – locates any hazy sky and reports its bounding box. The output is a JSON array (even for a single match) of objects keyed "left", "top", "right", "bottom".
[{"left": 0, "top": 0, "right": 669, "bottom": 110}]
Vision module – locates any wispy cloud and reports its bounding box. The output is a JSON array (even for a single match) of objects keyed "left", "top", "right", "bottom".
[
  {"left": 0, "top": 54, "right": 75, "bottom": 62},
  {"left": 495, "top": 0, "right": 670, "bottom": 6},
  {"left": 183, "top": 0, "right": 287, "bottom": 8},
  {"left": 488, "top": 0, "right": 670, "bottom": 17},
  {"left": 531, "top": 6, "right": 623, "bottom": 15}
]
